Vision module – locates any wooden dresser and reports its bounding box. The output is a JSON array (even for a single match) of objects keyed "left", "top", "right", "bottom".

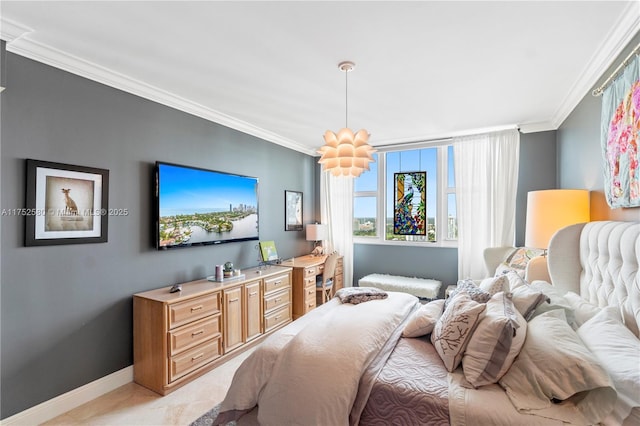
[
  {"left": 281, "top": 254, "right": 343, "bottom": 320},
  {"left": 133, "top": 265, "right": 292, "bottom": 395}
]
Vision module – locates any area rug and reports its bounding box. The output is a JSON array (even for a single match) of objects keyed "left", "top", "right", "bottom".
[{"left": 190, "top": 403, "right": 236, "bottom": 426}]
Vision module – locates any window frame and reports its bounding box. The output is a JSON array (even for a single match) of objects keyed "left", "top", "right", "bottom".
[{"left": 353, "top": 140, "right": 457, "bottom": 248}]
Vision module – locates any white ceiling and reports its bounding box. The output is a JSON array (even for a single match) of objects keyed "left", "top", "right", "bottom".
[{"left": 2, "top": 1, "right": 639, "bottom": 155}]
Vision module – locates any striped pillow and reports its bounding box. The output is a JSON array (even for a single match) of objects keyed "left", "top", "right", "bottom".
[{"left": 462, "top": 291, "right": 527, "bottom": 387}]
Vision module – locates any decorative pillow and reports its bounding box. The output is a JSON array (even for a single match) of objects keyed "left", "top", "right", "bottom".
[
  {"left": 478, "top": 275, "right": 509, "bottom": 296},
  {"left": 494, "top": 262, "right": 522, "bottom": 278},
  {"left": 508, "top": 247, "right": 545, "bottom": 270},
  {"left": 499, "top": 309, "right": 617, "bottom": 425},
  {"left": 431, "top": 291, "right": 486, "bottom": 372},
  {"left": 445, "top": 279, "right": 491, "bottom": 308},
  {"left": 335, "top": 287, "right": 388, "bottom": 304},
  {"left": 504, "top": 272, "right": 548, "bottom": 320},
  {"left": 462, "top": 292, "right": 526, "bottom": 387},
  {"left": 563, "top": 291, "right": 601, "bottom": 327},
  {"left": 578, "top": 307, "right": 640, "bottom": 425},
  {"left": 402, "top": 299, "right": 445, "bottom": 337}
]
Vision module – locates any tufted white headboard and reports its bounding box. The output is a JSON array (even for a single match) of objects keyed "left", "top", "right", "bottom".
[{"left": 548, "top": 221, "right": 640, "bottom": 337}]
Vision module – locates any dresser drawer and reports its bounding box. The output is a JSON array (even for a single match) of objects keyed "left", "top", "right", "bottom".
[
  {"left": 264, "top": 304, "right": 291, "bottom": 332},
  {"left": 264, "top": 288, "right": 291, "bottom": 313},
  {"left": 168, "top": 293, "right": 220, "bottom": 330},
  {"left": 169, "top": 339, "right": 222, "bottom": 382},
  {"left": 264, "top": 274, "right": 290, "bottom": 295},
  {"left": 168, "top": 315, "right": 221, "bottom": 356},
  {"left": 304, "top": 292, "right": 316, "bottom": 314},
  {"left": 303, "top": 275, "right": 315, "bottom": 288},
  {"left": 303, "top": 266, "right": 317, "bottom": 278}
]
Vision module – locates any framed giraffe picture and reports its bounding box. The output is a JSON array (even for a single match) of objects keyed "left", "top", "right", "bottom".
[{"left": 24, "top": 159, "right": 109, "bottom": 246}]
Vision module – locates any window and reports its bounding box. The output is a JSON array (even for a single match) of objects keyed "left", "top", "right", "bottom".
[{"left": 353, "top": 143, "right": 457, "bottom": 247}]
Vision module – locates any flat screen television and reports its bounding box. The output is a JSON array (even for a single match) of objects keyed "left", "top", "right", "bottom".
[{"left": 155, "top": 162, "right": 259, "bottom": 249}]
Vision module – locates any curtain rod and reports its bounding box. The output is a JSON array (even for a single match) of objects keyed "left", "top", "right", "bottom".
[{"left": 592, "top": 41, "right": 640, "bottom": 97}]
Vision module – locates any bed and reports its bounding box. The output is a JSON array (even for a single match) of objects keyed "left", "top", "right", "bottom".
[{"left": 214, "top": 220, "right": 639, "bottom": 425}]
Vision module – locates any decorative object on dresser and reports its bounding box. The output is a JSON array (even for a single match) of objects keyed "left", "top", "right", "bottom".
[
  {"left": 280, "top": 254, "right": 343, "bottom": 319},
  {"left": 25, "top": 159, "right": 109, "bottom": 246},
  {"left": 133, "top": 265, "right": 292, "bottom": 395}
]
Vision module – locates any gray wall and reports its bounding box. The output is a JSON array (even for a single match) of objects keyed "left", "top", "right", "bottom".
[
  {"left": 515, "top": 131, "right": 557, "bottom": 245},
  {"left": 0, "top": 54, "right": 317, "bottom": 418},
  {"left": 353, "top": 131, "right": 558, "bottom": 292},
  {"left": 557, "top": 32, "right": 640, "bottom": 222}
]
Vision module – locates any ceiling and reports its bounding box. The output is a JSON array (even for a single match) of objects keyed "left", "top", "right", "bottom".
[{"left": 1, "top": 1, "right": 639, "bottom": 155}]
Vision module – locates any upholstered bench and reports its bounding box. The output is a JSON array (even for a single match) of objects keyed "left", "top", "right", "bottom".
[{"left": 358, "top": 273, "right": 442, "bottom": 300}]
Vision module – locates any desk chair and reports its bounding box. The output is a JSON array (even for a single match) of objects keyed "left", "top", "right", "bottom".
[{"left": 316, "top": 251, "right": 339, "bottom": 304}]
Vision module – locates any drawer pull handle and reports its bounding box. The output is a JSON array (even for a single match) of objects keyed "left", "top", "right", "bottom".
[
  {"left": 308, "top": 303, "right": 314, "bottom": 308},
  {"left": 192, "top": 330, "right": 204, "bottom": 336},
  {"left": 275, "top": 315, "right": 281, "bottom": 320},
  {"left": 249, "top": 291, "right": 258, "bottom": 296},
  {"left": 275, "top": 298, "right": 281, "bottom": 302},
  {"left": 192, "top": 353, "right": 204, "bottom": 361},
  {"left": 274, "top": 280, "right": 282, "bottom": 285},
  {"left": 191, "top": 305, "right": 203, "bottom": 312},
  {"left": 229, "top": 298, "right": 239, "bottom": 303}
]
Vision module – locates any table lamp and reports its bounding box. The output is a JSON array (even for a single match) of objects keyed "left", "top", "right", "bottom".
[
  {"left": 306, "top": 223, "right": 327, "bottom": 256},
  {"left": 525, "top": 189, "right": 590, "bottom": 282}
]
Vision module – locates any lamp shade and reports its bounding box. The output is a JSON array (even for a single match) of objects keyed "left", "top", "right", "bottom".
[
  {"left": 525, "top": 189, "right": 590, "bottom": 249},
  {"left": 306, "top": 224, "right": 327, "bottom": 241}
]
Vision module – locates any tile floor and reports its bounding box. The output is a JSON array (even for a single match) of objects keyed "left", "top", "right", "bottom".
[{"left": 41, "top": 348, "right": 254, "bottom": 426}]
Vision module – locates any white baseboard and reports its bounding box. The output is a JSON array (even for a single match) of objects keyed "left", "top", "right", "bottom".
[{"left": 1, "top": 366, "right": 133, "bottom": 426}]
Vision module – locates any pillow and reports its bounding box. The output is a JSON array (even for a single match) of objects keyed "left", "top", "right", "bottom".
[
  {"left": 402, "top": 299, "right": 445, "bottom": 337},
  {"left": 445, "top": 279, "right": 491, "bottom": 308},
  {"left": 506, "top": 246, "right": 545, "bottom": 269},
  {"left": 564, "top": 291, "right": 601, "bottom": 327},
  {"left": 499, "top": 309, "right": 617, "bottom": 424},
  {"left": 578, "top": 307, "right": 640, "bottom": 425},
  {"left": 528, "top": 280, "right": 576, "bottom": 327},
  {"left": 431, "top": 291, "right": 486, "bottom": 372},
  {"left": 335, "top": 287, "right": 388, "bottom": 304},
  {"left": 504, "top": 272, "right": 549, "bottom": 320},
  {"left": 478, "top": 275, "right": 509, "bottom": 296},
  {"left": 462, "top": 291, "right": 526, "bottom": 387},
  {"left": 494, "top": 262, "right": 522, "bottom": 278},
  {"left": 495, "top": 247, "right": 545, "bottom": 278}
]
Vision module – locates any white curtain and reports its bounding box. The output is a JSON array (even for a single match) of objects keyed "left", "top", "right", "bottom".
[
  {"left": 453, "top": 129, "right": 520, "bottom": 280},
  {"left": 320, "top": 172, "right": 354, "bottom": 287}
]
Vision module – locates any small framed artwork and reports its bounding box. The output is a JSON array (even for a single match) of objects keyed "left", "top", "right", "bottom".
[
  {"left": 25, "top": 159, "right": 109, "bottom": 246},
  {"left": 284, "top": 190, "right": 303, "bottom": 231}
]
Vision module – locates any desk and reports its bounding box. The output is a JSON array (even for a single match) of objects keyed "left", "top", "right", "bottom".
[{"left": 280, "top": 254, "right": 343, "bottom": 319}]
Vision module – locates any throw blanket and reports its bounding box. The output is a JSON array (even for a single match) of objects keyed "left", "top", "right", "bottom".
[
  {"left": 334, "top": 286, "right": 388, "bottom": 304},
  {"left": 215, "top": 291, "right": 419, "bottom": 426}
]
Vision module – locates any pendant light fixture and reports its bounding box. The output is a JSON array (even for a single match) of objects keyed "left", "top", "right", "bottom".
[{"left": 318, "top": 61, "right": 376, "bottom": 177}]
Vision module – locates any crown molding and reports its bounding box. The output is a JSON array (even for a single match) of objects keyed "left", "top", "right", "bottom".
[
  {"left": 550, "top": 1, "right": 640, "bottom": 129},
  {"left": 1, "top": 17, "right": 316, "bottom": 156},
  {"left": 0, "top": 18, "right": 32, "bottom": 42},
  {"left": 2, "top": 4, "right": 639, "bottom": 152}
]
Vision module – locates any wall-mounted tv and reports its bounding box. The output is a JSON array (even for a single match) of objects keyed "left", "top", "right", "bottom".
[{"left": 155, "top": 162, "right": 259, "bottom": 250}]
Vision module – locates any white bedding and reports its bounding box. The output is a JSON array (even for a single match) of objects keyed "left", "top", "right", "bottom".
[
  {"left": 212, "top": 221, "right": 640, "bottom": 426},
  {"left": 215, "top": 291, "right": 419, "bottom": 426}
]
